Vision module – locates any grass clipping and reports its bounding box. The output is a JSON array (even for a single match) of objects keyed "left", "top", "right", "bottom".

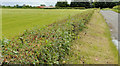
[{"left": 66, "top": 10, "right": 118, "bottom": 64}]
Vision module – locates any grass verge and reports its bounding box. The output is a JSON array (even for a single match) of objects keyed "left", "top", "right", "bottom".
[
  {"left": 66, "top": 9, "right": 118, "bottom": 64},
  {"left": 112, "top": 9, "right": 120, "bottom": 13}
]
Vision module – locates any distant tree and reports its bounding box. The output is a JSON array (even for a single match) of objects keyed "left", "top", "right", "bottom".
[
  {"left": 92, "top": 2, "right": 118, "bottom": 8},
  {"left": 14, "top": 4, "right": 19, "bottom": 8},
  {"left": 107, "top": 2, "right": 117, "bottom": 8},
  {"left": 55, "top": 1, "right": 69, "bottom": 7},
  {"left": 70, "top": 1, "right": 90, "bottom": 8},
  {"left": 116, "top": 1, "right": 120, "bottom": 5},
  {"left": 22, "top": 4, "right": 26, "bottom": 8},
  {"left": 49, "top": 5, "right": 53, "bottom": 7},
  {"left": 40, "top": 4, "right": 46, "bottom": 6},
  {"left": 7, "top": 6, "right": 11, "bottom": 8},
  {"left": 2, "top": 5, "right": 6, "bottom": 8},
  {"left": 25, "top": 5, "right": 30, "bottom": 8},
  {"left": 21, "top": 4, "right": 30, "bottom": 8},
  {"left": 16, "top": 4, "right": 19, "bottom": 7}
]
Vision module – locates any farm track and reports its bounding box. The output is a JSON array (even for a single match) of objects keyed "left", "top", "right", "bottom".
[{"left": 100, "top": 10, "right": 120, "bottom": 52}]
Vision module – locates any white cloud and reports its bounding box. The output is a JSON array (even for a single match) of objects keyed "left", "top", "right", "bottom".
[
  {"left": 1, "top": 0, "right": 71, "bottom": 6},
  {"left": 1, "top": 0, "right": 42, "bottom": 2},
  {"left": 1, "top": 0, "right": 71, "bottom": 2}
]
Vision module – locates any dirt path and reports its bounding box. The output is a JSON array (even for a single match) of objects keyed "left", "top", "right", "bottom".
[
  {"left": 100, "top": 10, "right": 119, "bottom": 52},
  {"left": 66, "top": 10, "right": 118, "bottom": 64}
]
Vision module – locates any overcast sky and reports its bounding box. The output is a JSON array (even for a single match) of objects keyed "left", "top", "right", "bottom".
[
  {"left": 1, "top": 0, "right": 71, "bottom": 6},
  {"left": 1, "top": 0, "right": 119, "bottom": 6},
  {"left": 1, "top": 0, "right": 71, "bottom": 2}
]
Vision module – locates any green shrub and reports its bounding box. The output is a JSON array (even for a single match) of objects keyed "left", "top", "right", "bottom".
[
  {"left": 113, "top": 5, "right": 120, "bottom": 10},
  {"left": 112, "top": 5, "right": 120, "bottom": 13},
  {"left": 1, "top": 9, "right": 94, "bottom": 64},
  {"left": 55, "top": 2, "right": 69, "bottom": 7},
  {"left": 93, "top": 2, "right": 118, "bottom": 8},
  {"left": 70, "top": 2, "right": 90, "bottom": 8}
]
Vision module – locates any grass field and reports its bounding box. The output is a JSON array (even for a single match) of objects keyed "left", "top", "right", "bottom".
[{"left": 2, "top": 9, "right": 87, "bottom": 39}]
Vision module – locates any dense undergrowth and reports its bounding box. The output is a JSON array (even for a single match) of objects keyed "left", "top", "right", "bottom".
[{"left": 1, "top": 9, "right": 94, "bottom": 64}]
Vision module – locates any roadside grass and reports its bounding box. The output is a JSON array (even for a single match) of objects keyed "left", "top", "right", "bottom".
[
  {"left": 102, "top": 8, "right": 120, "bottom": 13},
  {"left": 102, "top": 8, "right": 112, "bottom": 10},
  {"left": 112, "top": 9, "right": 120, "bottom": 13},
  {"left": 66, "top": 10, "right": 118, "bottom": 64},
  {"left": 2, "top": 9, "right": 87, "bottom": 39}
]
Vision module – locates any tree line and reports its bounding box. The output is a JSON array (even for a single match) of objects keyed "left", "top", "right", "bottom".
[
  {"left": 2, "top": 4, "right": 36, "bottom": 8},
  {"left": 1, "top": 4, "right": 47, "bottom": 9},
  {"left": 1, "top": 1, "right": 120, "bottom": 9},
  {"left": 55, "top": 1, "right": 120, "bottom": 8}
]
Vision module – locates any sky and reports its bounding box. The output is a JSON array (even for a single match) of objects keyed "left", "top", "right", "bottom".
[
  {"left": 1, "top": 0, "right": 119, "bottom": 6},
  {"left": 1, "top": 0, "right": 71, "bottom": 6}
]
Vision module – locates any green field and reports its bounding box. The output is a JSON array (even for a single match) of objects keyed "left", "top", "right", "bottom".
[{"left": 2, "top": 9, "right": 87, "bottom": 39}]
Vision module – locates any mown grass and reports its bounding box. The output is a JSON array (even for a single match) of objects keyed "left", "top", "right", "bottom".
[
  {"left": 66, "top": 9, "right": 118, "bottom": 64},
  {"left": 2, "top": 9, "right": 88, "bottom": 39}
]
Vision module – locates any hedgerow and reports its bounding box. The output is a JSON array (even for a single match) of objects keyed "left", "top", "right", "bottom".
[{"left": 1, "top": 9, "right": 94, "bottom": 64}]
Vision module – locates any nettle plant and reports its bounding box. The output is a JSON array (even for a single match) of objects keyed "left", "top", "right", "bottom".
[{"left": 2, "top": 9, "right": 94, "bottom": 64}]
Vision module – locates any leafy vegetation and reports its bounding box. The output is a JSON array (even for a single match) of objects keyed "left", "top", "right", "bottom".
[
  {"left": 92, "top": 2, "right": 119, "bottom": 8},
  {"left": 1, "top": 9, "right": 94, "bottom": 64},
  {"left": 55, "top": 1, "right": 69, "bottom": 7},
  {"left": 113, "top": 5, "right": 120, "bottom": 9},
  {"left": 113, "top": 5, "right": 120, "bottom": 13},
  {"left": 70, "top": 2, "right": 91, "bottom": 8},
  {"left": 55, "top": 0, "right": 119, "bottom": 9}
]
